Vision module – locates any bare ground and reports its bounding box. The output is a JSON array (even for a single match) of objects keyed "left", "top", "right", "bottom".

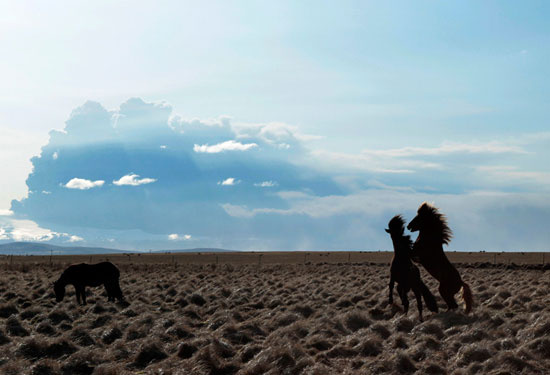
[{"left": 0, "top": 259, "right": 549, "bottom": 374}]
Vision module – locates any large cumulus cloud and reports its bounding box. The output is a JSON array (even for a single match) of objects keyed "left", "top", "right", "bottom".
[{"left": 10, "top": 98, "right": 344, "bottom": 249}]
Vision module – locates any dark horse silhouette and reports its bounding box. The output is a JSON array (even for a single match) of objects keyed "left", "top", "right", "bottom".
[
  {"left": 407, "top": 202, "right": 473, "bottom": 313},
  {"left": 386, "top": 215, "right": 438, "bottom": 321},
  {"left": 53, "top": 262, "right": 124, "bottom": 305}
]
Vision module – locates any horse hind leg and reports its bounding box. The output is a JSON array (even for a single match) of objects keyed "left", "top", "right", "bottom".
[
  {"left": 388, "top": 276, "right": 395, "bottom": 305},
  {"left": 461, "top": 282, "right": 474, "bottom": 314},
  {"left": 439, "top": 284, "right": 459, "bottom": 310},
  {"left": 397, "top": 285, "right": 409, "bottom": 314},
  {"left": 412, "top": 287, "right": 424, "bottom": 321}
]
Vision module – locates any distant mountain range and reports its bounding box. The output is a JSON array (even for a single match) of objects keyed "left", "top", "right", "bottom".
[{"left": 0, "top": 242, "right": 235, "bottom": 255}]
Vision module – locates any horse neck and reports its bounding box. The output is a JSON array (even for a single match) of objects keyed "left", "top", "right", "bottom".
[
  {"left": 57, "top": 274, "right": 69, "bottom": 286},
  {"left": 391, "top": 236, "right": 411, "bottom": 259},
  {"left": 416, "top": 230, "right": 444, "bottom": 252}
]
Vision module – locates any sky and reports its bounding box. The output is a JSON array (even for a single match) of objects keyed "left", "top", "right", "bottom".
[{"left": 1, "top": 1, "right": 549, "bottom": 251}]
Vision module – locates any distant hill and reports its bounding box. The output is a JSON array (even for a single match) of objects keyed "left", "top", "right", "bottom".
[
  {"left": 0, "top": 242, "right": 127, "bottom": 255},
  {"left": 0, "top": 242, "right": 236, "bottom": 255}
]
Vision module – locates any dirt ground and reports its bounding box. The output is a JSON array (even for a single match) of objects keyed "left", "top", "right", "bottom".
[{"left": 0, "top": 253, "right": 549, "bottom": 374}]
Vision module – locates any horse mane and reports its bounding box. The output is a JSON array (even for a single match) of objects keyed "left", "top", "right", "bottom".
[
  {"left": 417, "top": 202, "right": 453, "bottom": 245},
  {"left": 388, "top": 214, "right": 406, "bottom": 234},
  {"left": 387, "top": 215, "right": 413, "bottom": 248}
]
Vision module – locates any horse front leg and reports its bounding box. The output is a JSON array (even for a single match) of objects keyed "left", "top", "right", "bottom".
[
  {"left": 74, "top": 285, "right": 82, "bottom": 305},
  {"left": 397, "top": 285, "right": 409, "bottom": 314},
  {"left": 76, "top": 285, "right": 87, "bottom": 305},
  {"left": 412, "top": 287, "right": 423, "bottom": 321},
  {"left": 388, "top": 276, "right": 395, "bottom": 305}
]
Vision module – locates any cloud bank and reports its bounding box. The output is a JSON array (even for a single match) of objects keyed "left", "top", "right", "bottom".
[{"left": 6, "top": 98, "right": 549, "bottom": 251}]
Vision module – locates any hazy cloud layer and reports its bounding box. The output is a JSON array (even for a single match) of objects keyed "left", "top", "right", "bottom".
[{"left": 6, "top": 98, "right": 549, "bottom": 251}]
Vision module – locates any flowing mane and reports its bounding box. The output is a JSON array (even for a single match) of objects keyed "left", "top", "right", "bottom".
[
  {"left": 417, "top": 202, "right": 453, "bottom": 245},
  {"left": 387, "top": 214, "right": 405, "bottom": 234},
  {"left": 387, "top": 215, "right": 413, "bottom": 248}
]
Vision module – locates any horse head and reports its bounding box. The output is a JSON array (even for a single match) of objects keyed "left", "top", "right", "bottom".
[
  {"left": 53, "top": 280, "right": 65, "bottom": 302},
  {"left": 407, "top": 202, "right": 452, "bottom": 244},
  {"left": 386, "top": 215, "right": 406, "bottom": 236}
]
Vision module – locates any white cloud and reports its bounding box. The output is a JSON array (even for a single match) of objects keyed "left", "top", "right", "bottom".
[
  {"left": 0, "top": 209, "right": 13, "bottom": 216},
  {"left": 169, "top": 115, "right": 233, "bottom": 137},
  {"left": 193, "top": 140, "right": 258, "bottom": 153},
  {"left": 68, "top": 235, "right": 84, "bottom": 242},
  {"left": 234, "top": 121, "right": 322, "bottom": 144},
  {"left": 168, "top": 233, "right": 191, "bottom": 241},
  {"left": 160, "top": 145, "right": 167, "bottom": 149},
  {"left": 65, "top": 178, "right": 105, "bottom": 190},
  {"left": 113, "top": 174, "right": 157, "bottom": 186},
  {"left": 0, "top": 217, "right": 74, "bottom": 242},
  {"left": 42, "top": 191, "right": 51, "bottom": 195},
  {"left": 52, "top": 151, "right": 58, "bottom": 160},
  {"left": 218, "top": 177, "right": 240, "bottom": 186},
  {"left": 254, "top": 181, "right": 278, "bottom": 187}
]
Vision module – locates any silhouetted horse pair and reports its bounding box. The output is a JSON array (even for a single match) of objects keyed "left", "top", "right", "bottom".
[
  {"left": 54, "top": 262, "right": 124, "bottom": 305},
  {"left": 386, "top": 202, "right": 473, "bottom": 320}
]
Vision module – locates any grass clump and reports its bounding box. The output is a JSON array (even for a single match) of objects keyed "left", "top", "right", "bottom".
[
  {"left": 132, "top": 342, "right": 168, "bottom": 368},
  {"left": 6, "top": 316, "right": 29, "bottom": 336},
  {"left": 344, "top": 311, "right": 371, "bottom": 332},
  {"left": 0, "top": 303, "right": 18, "bottom": 318}
]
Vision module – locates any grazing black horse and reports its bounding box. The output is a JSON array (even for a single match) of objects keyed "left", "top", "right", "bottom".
[
  {"left": 386, "top": 215, "right": 438, "bottom": 321},
  {"left": 54, "top": 262, "right": 123, "bottom": 305}
]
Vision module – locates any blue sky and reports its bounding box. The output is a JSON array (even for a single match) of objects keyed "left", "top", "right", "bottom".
[{"left": 1, "top": 1, "right": 549, "bottom": 250}]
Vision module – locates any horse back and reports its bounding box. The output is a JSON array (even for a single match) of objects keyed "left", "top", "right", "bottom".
[{"left": 62, "top": 262, "right": 119, "bottom": 287}]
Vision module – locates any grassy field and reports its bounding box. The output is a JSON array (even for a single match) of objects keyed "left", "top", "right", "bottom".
[{"left": 0, "top": 252, "right": 549, "bottom": 374}]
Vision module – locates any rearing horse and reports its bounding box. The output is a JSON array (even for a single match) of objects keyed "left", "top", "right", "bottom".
[
  {"left": 386, "top": 215, "right": 438, "bottom": 321},
  {"left": 407, "top": 202, "right": 473, "bottom": 313}
]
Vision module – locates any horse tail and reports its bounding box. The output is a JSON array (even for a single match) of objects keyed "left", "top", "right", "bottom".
[
  {"left": 419, "top": 281, "right": 438, "bottom": 313},
  {"left": 461, "top": 281, "right": 473, "bottom": 314}
]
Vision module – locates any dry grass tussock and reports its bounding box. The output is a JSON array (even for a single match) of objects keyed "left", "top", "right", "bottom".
[{"left": 0, "top": 262, "right": 549, "bottom": 374}]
